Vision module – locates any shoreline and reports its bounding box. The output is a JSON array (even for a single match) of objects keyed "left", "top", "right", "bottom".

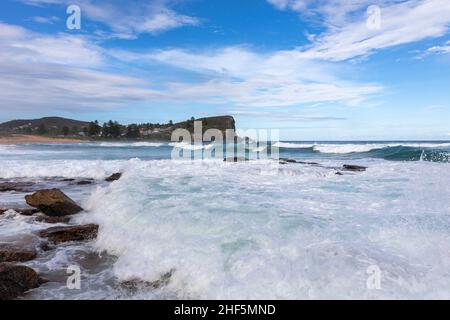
[{"left": 0, "top": 135, "right": 83, "bottom": 145}]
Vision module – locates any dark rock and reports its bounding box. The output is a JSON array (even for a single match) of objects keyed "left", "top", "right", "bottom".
[
  {"left": 0, "top": 263, "right": 40, "bottom": 300},
  {"left": 280, "top": 158, "right": 298, "bottom": 163},
  {"left": 62, "top": 178, "right": 76, "bottom": 182},
  {"left": 76, "top": 180, "right": 93, "bottom": 185},
  {"left": 223, "top": 157, "right": 248, "bottom": 163},
  {"left": 297, "top": 161, "right": 320, "bottom": 165},
  {"left": 38, "top": 242, "right": 53, "bottom": 252},
  {"left": 25, "top": 189, "right": 83, "bottom": 217},
  {"left": 38, "top": 224, "right": 99, "bottom": 244},
  {"left": 335, "top": 172, "right": 344, "bottom": 176},
  {"left": 0, "top": 182, "right": 34, "bottom": 193},
  {"left": 0, "top": 208, "right": 40, "bottom": 216},
  {"left": 342, "top": 164, "right": 367, "bottom": 172},
  {"left": 105, "top": 173, "right": 122, "bottom": 182},
  {"left": 17, "top": 209, "right": 40, "bottom": 216},
  {"left": 0, "top": 245, "right": 37, "bottom": 262},
  {"left": 35, "top": 215, "right": 71, "bottom": 224},
  {"left": 279, "top": 158, "right": 320, "bottom": 165},
  {"left": 121, "top": 269, "right": 174, "bottom": 293}
]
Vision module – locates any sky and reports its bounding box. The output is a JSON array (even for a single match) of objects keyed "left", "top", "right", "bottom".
[{"left": 0, "top": 0, "right": 449, "bottom": 140}]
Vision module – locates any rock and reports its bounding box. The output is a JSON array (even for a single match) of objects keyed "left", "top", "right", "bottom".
[
  {"left": 25, "top": 189, "right": 83, "bottom": 217},
  {"left": 62, "top": 178, "right": 75, "bottom": 182},
  {"left": 121, "top": 269, "right": 174, "bottom": 293},
  {"left": 0, "top": 245, "right": 37, "bottom": 262},
  {"left": 342, "top": 164, "right": 367, "bottom": 172},
  {"left": 335, "top": 171, "right": 344, "bottom": 176},
  {"left": 223, "top": 157, "right": 248, "bottom": 163},
  {"left": 76, "top": 180, "right": 93, "bottom": 185},
  {"left": 38, "top": 224, "right": 99, "bottom": 244},
  {"left": 279, "top": 158, "right": 320, "bottom": 165},
  {"left": 0, "top": 263, "right": 40, "bottom": 300},
  {"left": 35, "top": 215, "right": 71, "bottom": 224},
  {"left": 0, "top": 182, "right": 34, "bottom": 193},
  {"left": 280, "top": 158, "right": 298, "bottom": 163},
  {"left": 105, "top": 173, "right": 122, "bottom": 182},
  {"left": 0, "top": 208, "right": 40, "bottom": 216}
]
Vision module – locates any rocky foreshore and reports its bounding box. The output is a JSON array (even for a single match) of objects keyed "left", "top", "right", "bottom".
[{"left": 0, "top": 172, "right": 123, "bottom": 300}]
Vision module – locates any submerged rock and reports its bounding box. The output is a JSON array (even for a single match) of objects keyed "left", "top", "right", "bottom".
[
  {"left": 75, "top": 180, "right": 94, "bottom": 185},
  {"left": 0, "top": 263, "right": 40, "bottom": 300},
  {"left": 342, "top": 164, "right": 367, "bottom": 172},
  {"left": 25, "top": 189, "right": 83, "bottom": 217},
  {"left": 121, "top": 269, "right": 174, "bottom": 293},
  {"left": 0, "top": 182, "right": 34, "bottom": 193},
  {"left": 38, "top": 224, "right": 99, "bottom": 244},
  {"left": 0, "top": 245, "right": 37, "bottom": 262},
  {"left": 35, "top": 215, "right": 71, "bottom": 224},
  {"left": 279, "top": 158, "right": 320, "bottom": 165},
  {"left": 224, "top": 157, "right": 248, "bottom": 163},
  {"left": 105, "top": 173, "right": 122, "bottom": 182}
]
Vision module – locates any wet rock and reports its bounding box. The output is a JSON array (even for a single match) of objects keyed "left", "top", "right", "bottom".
[
  {"left": 38, "top": 242, "right": 53, "bottom": 252},
  {"left": 62, "top": 178, "right": 75, "bottom": 182},
  {"left": 0, "top": 208, "right": 40, "bottom": 216},
  {"left": 0, "top": 245, "right": 37, "bottom": 262},
  {"left": 0, "top": 182, "right": 34, "bottom": 193},
  {"left": 279, "top": 158, "right": 320, "bottom": 165},
  {"left": 25, "top": 189, "right": 83, "bottom": 217},
  {"left": 35, "top": 214, "right": 71, "bottom": 224},
  {"left": 0, "top": 263, "right": 40, "bottom": 300},
  {"left": 224, "top": 157, "right": 248, "bottom": 162},
  {"left": 280, "top": 158, "right": 298, "bottom": 163},
  {"left": 105, "top": 173, "right": 122, "bottom": 182},
  {"left": 335, "top": 171, "right": 344, "bottom": 176},
  {"left": 121, "top": 269, "right": 174, "bottom": 293},
  {"left": 38, "top": 224, "right": 99, "bottom": 244},
  {"left": 342, "top": 164, "right": 367, "bottom": 172},
  {"left": 76, "top": 180, "right": 93, "bottom": 185}
]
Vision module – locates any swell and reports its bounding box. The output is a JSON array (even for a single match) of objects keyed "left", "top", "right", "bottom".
[{"left": 275, "top": 142, "right": 450, "bottom": 163}]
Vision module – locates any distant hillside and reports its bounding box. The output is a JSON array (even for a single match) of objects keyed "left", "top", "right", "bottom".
[
  {"left": 0, "top": 116, "right": 236, "bottom": 141},
  {"left": 0, "top": 117, "right": 89, "bottom": 135}
]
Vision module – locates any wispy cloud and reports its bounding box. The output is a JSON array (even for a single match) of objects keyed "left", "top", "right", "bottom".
[
  {"left": 268, "top": 0, "right": 450, "bottom": 61},
  {"left": 113, "top": 46, "right": 383, "bottom": 107},
  {"left": 20, "top": 0, "right": 200, "bottom": 38},
  {"left": 0, "top": 23, "right": 163, "bottom": 111},
  {"left": 30, "top": 15, "right": 60, "bottom": 24}
]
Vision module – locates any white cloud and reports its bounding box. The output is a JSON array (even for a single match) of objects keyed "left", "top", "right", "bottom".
[
  {"left": 0, "top": 23, "right": 164, "bottom": 111},
  {"left": 113, "top": 46, "right": 382, "bottom": 107},
  {"left": 20, "top": 0, "right": 199, "bottom": 37},
  {"left": 427, "top": 45, "right": 450, "bottom": 54},
  {"left": 30, "top": 16, "right": 60, "bottom": 24},
  {"left": 0, "top": 23, "right": 103, "bottom": 67},
  {"left": 268, "top": 0, "right": 450, "bottom": 61}
]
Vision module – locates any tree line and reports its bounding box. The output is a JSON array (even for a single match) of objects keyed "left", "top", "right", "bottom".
[{"left": 34, "top": 117, "right": 196, "bottom": 139}]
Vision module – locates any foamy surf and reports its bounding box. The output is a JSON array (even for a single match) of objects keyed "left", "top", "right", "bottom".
[{"left": 1, "top": 142, "right": 450, "bottom": 300}]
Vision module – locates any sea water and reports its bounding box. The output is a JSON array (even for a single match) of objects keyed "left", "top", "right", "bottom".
[{"left": 0, "top": 141, "right": 450, "bottom": 299}]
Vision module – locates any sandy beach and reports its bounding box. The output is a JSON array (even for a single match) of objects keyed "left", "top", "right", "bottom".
[{"left": 0, "top": 135, "right": 83, "bottom": 145}]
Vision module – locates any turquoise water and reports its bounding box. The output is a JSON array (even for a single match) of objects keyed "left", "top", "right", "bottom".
[{"left": 1, "top": 141, "right": 449, "bottom": 162}]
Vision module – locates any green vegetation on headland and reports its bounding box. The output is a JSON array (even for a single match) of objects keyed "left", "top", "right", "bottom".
[{"left": 0, "top": 116, "right": 236, "bottom": 141}]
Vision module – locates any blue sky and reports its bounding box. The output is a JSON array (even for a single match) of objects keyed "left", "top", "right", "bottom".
[{"left": 0, "top": 0, "right": 449, "bottom": 140}]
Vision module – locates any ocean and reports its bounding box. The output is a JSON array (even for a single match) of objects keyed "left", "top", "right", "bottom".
[{"left": 1, "top": 141, "right": 450, "bottom": 299}]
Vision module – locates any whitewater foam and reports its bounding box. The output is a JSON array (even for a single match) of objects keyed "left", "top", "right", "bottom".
[{"left": 72, "top": 159, "right": 450, "bottom": 299}]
